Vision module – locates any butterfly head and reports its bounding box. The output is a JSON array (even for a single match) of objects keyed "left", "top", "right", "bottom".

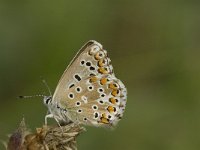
[{"left": 43, "top": 96, "right": 52, "bottom": 106}]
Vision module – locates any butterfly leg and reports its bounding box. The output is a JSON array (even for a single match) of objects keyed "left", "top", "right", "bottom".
[
  {"left": 45, "top": 113, "right": 64, "bottom": 132},
  {"left": 54, "top": 117, "right": 64, "bottom": 132},
  {"left": 45, "top": 113, "right": 54, "bottom": 125}
]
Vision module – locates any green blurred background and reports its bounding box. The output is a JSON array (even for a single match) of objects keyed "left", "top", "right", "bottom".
[{"left": 0, "top": 0, "right": 200, "bottom": 150}]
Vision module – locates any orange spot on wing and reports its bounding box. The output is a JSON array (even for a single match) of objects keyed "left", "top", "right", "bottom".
[
  {"left": 95, "top": 53, "right": 100, "bottom": 60},
  {"left": 109, "top": 83, "right": 118, "bottom": 90},
  {"left": 100, "top": 113, "right": 109, "bottom": 124},
  {"left": 98, "top": 67, "right": 108, "bottom": 74},
  {"left": 111, "top": 90, "right": 119, "bottom": 96},
  {"left": 107, "top": 106, "right": 116, "bottom": 113},
  {"left": 109, "top": 97, "right": 117, "bottom": 104},
  {"left": 98, "top": 59, "right": 104, "bottom": 67},
  {"left": 90, "top": 76, "right": 98, "bottom": 83},
  {"left": 102, "top": 113, "right": 107, "bottom": 118},
  {"left": 100, "top": 78, "right": 107, "bottom": 85},
  {"left": 101, "top": 118, "right": 109, "bottom": 124}
]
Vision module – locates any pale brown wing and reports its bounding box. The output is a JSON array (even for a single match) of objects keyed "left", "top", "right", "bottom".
[
  {"left": 52, "top": 40, "right": 127, "bottom": 127},
  {"left": 52, "top": 40, "right": 103, "bottom": 102}
]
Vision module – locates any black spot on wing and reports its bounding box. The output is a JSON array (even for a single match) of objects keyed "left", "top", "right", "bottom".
[
  {"left": 74, "top": 74, "right": 81, "bottom": 81},
  {"left": 69, "top": 84, "right": 75, "bottom": 89}
]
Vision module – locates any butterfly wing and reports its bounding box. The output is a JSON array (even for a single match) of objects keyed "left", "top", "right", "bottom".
[{"left": 52, "top": 40, "right": 127, "bottom": 127}]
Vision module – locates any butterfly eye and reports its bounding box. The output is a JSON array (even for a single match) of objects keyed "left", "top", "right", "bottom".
[{"left": 44, "top": 96, "right": 52, "bottom": 105}]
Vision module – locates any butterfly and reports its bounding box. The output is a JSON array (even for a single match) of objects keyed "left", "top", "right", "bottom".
[{"left": 43, "top": 40, "right": 127, "bottom": 127}]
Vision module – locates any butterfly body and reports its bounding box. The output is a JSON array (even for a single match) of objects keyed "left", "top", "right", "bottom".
[{"left": 45, "top": 40, "right": 127, "bottom": 127}]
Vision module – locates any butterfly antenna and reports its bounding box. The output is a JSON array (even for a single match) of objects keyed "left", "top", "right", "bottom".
[
  {"left": 41, "top": 77, "right": 52, "bottom": 97},
  {"left": 18, "top": 94, "right": 45, "bottom": 99}
]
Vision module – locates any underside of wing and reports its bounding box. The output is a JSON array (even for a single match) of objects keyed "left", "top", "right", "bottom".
[{"left": 52, "top": 40, "right": 127, "bottom": 127}]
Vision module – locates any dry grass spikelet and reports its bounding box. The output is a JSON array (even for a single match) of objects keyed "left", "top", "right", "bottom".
[{"left": 7, "top": 119, "right": 85, "bottom": 150}]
